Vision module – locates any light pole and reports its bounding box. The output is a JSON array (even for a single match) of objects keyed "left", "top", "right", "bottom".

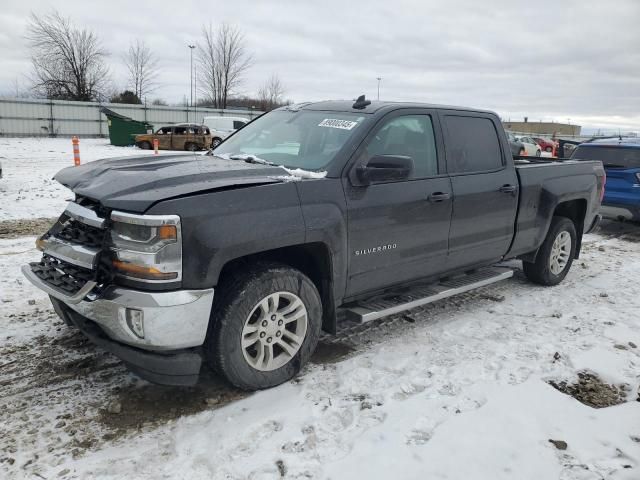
[
  {"left": 376, "top": 77, "right": 382, "bottom": 100},
  {"left": 188, "top": 44, "right": 195, "bottom": 121}
]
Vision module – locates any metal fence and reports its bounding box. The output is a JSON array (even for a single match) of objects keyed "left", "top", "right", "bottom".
[{"left": 0, "top": 97, "right": 264, "bottom": 137}]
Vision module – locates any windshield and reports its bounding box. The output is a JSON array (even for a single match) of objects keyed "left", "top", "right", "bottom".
[
  {"left": 572, "top": 145, "right": 640, "bottom": 169},
  {"left": 213, "top": 110, "right": 366, "bottom": 170}
]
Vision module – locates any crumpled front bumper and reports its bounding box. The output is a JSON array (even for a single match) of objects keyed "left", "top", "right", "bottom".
[{"left": 23, "top": 263, "right": 215, "bottom": 385}]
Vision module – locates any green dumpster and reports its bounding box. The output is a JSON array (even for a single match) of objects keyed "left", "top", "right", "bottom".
[{"left": 100, "top": 107, "right": 153, "bottom": 146}]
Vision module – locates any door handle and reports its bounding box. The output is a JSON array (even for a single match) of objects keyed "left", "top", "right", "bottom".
[
  {"left": 428, "top": 192, "right": 451, "bottom": 202},
  {"left": 499, "top": 184, "right": 517, "bottom": 194}
]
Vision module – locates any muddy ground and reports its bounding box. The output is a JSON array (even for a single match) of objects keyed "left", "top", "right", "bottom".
[{"left": 0, "top": 218, "right": 58, "bottom": 239}]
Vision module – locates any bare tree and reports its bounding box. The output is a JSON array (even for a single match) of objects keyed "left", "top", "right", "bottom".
[
  {"left": 198, "top": 23, "right": 252, "bottom": 109},
  {"left": 258, "top": 74, "right": 286, "bottom": 111},
  {"left": 26, "top": 11, "right": 109, "bottom": 101},
  {"left": 124, "top": 39, "right": 158, "bottom": 101}
]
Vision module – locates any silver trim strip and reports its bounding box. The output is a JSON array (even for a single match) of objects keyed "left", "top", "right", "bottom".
[
  {"left": 347, "top": 268, "right": 514, "bottom": 323},
  {"left": 42, "top": 237, "right": 100, "bottom": 270},
  {"left": 111, "top": 211, "right": 180, "bottom": 226},
  {"left": 64, "top": 202, "right": 106, "bottom": 229},
  {"left": 21, "top": 264, "right": 97, "bottom": 305}
]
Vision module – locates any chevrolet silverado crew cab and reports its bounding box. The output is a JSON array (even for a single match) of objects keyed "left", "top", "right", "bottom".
[{"left": 23, "top": 97, "right": 605, "bottom": 390}]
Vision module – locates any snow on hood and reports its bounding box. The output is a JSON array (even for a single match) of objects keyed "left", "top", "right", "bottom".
[{"left": 216, "top": 153, "right": 327, "bottom": 181}]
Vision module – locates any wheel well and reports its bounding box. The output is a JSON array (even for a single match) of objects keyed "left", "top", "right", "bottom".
[
  {"left": 553, "top": 199, "right": 587, "bottom": 258},
  {"left": 217, "top": 243, "right": 336, "bottom": 333},
  {"left": 519, "top": 199, "right": 587, "bottom": 263}
]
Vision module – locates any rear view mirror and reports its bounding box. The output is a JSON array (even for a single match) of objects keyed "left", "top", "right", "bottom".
[{"left": 355, "top": 155, "right": 414, "bottom": 185}]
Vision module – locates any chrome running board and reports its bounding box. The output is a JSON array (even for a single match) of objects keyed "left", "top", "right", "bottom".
[{"left": 344, "top": 267, "right": 513, "bottom": 323}]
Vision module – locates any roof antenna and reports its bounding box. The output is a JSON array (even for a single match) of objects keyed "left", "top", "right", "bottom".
[{"left": 352, "top": 94, "right": 371, "bottom": 110}]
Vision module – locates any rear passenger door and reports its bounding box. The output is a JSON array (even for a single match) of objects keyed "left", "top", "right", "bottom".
[
  {"left": 440, "top": 112, "right": 518, "bottom": 270},
  {"left": 172, "top": 126, "right": 188, "bottom": 150}
]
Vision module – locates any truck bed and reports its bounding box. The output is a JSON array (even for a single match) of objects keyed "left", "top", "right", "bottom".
[{"left": 508, "top": 158, "right": 604, "bottom": 259}]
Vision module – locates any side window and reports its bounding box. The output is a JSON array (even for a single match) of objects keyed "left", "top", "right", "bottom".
[
  {"left": 364, "top": 114, "right": 438, "bottom": 179},
  {"left": 233, "top": 120, "right": 246, "bottom": 130},
  {"left": 174, "top": 126, "right": 187, "bottom": 135},
  {"left": 158, "top": 127, "right": 172, "bottom": 135},
  {"left": 444, "top": 116, "right": 503, "bottom": 173}
]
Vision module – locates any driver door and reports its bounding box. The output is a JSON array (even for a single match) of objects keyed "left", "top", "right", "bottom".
[
  {"left": 343, "top": 109, "right": 452, "bottom": 297},
  {"left": 156, "top": 127, "right": 172, "bottom": 150}
]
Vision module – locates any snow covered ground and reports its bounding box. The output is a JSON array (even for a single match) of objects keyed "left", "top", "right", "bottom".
[
  {"left": 0, "top": 138, "right": 157, "bottom": 221},
  {"left": 0, "top": 138, "right": 639, "bottom": 480}
]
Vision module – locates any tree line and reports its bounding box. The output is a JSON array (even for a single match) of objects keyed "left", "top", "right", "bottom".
[{"left": 22, "top": 10, "right": 288, "bottom": 111}]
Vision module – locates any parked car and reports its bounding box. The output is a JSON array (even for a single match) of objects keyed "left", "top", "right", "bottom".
[
  {"left": 532, "top": 136, "right": 557, "bottom": 153},
  {"left": 203, "top": 116, "right": 249, "bottom": 148},
  {"left": 135, "top": 124, "right": 212, "bottom": 151},
  {"left": 517, "top": 136, "right": 542, "bottom": 156},
  {"left": 506, "top": 131, "right": 526, "bottom": 156},
  {"left": 572, "top": 138, "right": 640, "bottom": 221},
  {"left": 23, "top": 97, "right": 604, "bottom": 390}
]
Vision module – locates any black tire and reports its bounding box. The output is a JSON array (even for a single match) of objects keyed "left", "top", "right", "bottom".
[
  {"left": 212, "top": 138, "right": 222, "bottom": 149},
  {"left": 185, "top": 142, "right": 199, "bottom": 151},
  {"left": 137, "top": 141, "right": 151, "bottom": 150},
  {"left": 523, "top": 216, "right": 577, "bottom": 286},
  {"left": 536, "top": 149, "right": 541, "bottom": 157},
  {"left": 205, "top": 262, "right": 322, "bottom": 390}
]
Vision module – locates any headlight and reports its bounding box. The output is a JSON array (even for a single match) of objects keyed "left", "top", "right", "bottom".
[{"left": 110, "top": 211, "right": 182, "bottom": 282}]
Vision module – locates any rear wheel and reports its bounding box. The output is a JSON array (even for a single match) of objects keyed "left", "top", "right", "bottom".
[
  {"left": 137, "top": 141, "right": 151, "bottom": 150},
  {"left": 185, "top": 142, "right": 199, "bottom": 151},
  {"left": 205, "top": 263, "right": 322, "bottom": 390},
  {"left": 523, "top": 216, "right": 577, "bottom": 286}
]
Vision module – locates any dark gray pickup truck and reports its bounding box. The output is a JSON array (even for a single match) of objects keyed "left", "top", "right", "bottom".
[{"left": 23, "top": 97, "right": 605, "bottom": 390}]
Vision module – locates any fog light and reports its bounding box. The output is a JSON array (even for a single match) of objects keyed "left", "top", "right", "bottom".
[{"left": 125, "top": 309, "right": 145, "bottom": 339}]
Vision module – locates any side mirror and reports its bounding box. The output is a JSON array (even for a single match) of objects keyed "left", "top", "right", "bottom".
[{"left": 355, "top": 155, "right": 414, "bottom": 185}]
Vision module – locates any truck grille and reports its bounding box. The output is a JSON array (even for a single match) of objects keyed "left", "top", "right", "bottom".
[
  {"left": 32, "top": 201, "right": 113, "bottom": 297},
  {"left": 30, "top": 255, "right": 95, "bottom": 295},
  {"left": 55, "top": 219, "right": 106, "bottom": 249}
]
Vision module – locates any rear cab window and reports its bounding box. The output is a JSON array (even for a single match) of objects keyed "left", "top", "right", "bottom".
[{"left": 443, "top": 115, "right": 504, "bottom": 173}]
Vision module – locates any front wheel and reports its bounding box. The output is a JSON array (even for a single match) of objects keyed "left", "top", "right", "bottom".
[
  {"left": 523, "top": 216, "right": 577, "bottom": 286},
  {"left": 137, "top": 141, "right": 151, "bottom": 150},
  {"left": 205, "top": 263, "right": 322, "bottom": 390}
]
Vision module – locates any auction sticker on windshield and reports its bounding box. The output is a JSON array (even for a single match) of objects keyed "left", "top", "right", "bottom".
[{"left": 318, "top": 119, "right": 359, "bottom": 130}]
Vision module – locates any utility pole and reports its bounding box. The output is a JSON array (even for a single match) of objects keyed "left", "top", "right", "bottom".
[
  {"left": 376, "top": 77, "right": 382, "bottom": 100},
  {"left": 188, "top": 44, "right": 195, "bottom": 122}
]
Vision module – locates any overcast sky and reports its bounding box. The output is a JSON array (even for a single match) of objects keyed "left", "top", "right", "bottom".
[{"left": 1, "top": 0, "right": 639, "bottom": 132}]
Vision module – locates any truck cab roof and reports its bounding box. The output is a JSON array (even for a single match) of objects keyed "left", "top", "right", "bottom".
[{"left": 278, "top": 99, "right": 496, "bottom": 116}]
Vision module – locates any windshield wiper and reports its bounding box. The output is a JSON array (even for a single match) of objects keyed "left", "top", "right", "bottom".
[{"left": 229, "top": 154, "right": 275, "bottom": 166}]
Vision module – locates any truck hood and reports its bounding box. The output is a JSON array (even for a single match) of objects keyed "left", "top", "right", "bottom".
[{"left": 54, "top": 153, "right": 287, "bottom": 212}]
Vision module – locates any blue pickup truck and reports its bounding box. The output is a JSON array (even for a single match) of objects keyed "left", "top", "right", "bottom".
[{"left": 572, "top": 138, "right": 640, "bottom": 221}]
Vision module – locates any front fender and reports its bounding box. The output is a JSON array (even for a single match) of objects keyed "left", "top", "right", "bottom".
[{"left": 147, "top": 182, "right": 306, "bottom": 289}]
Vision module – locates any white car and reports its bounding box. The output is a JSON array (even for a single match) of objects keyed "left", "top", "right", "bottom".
[
  {"left": 517, "top": 136, "right": 542, "bottom": 156},
  {"left": 203, "top": 116, "right": 250, "bottom": 148}
]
